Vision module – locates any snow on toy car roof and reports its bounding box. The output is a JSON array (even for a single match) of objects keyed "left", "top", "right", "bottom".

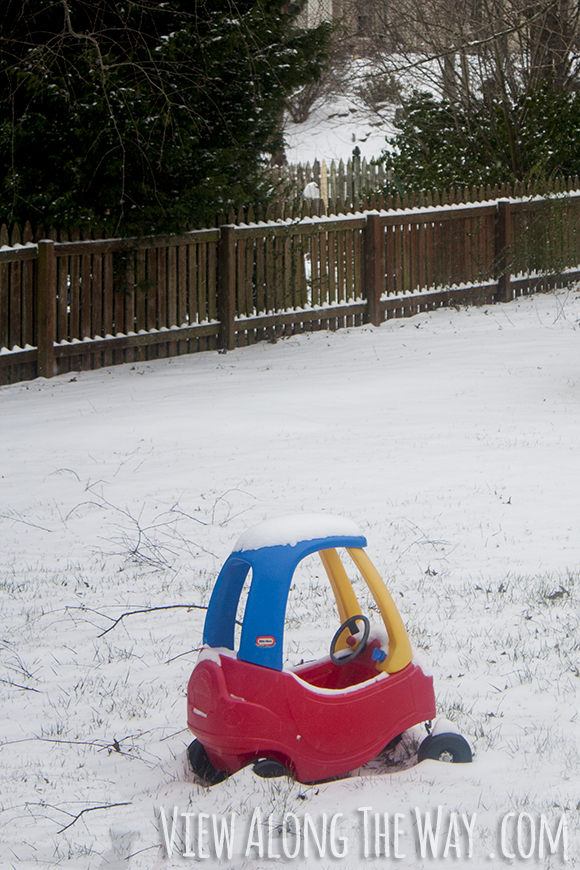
[{"left": 234, "top": 513, "right": 363, "bottom": 552}]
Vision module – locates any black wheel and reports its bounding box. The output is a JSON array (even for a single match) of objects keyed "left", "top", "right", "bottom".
[
  {"left": 187, "top": 739, "right": 229, "bottom": 785},
  {"left": 329, "top": 614, "right": 370, "bottom": 665},
  {"left": 418, "top": 732, "right": 472, "bottom": 764},
  {"left": 252, "top": 758, "right": 288, "bottom": 779}
]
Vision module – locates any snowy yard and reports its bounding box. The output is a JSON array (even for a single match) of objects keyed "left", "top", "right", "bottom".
[
  {"left": 1, "top": 288, "right": 579, "bottom": 869},
  {"left": 283, "top": 87, "right": 394, "bottom": 164}
]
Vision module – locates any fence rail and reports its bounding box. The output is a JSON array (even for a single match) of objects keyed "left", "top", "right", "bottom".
[{"left": 2, "top": 191, "right": 580, "bottom": 385}]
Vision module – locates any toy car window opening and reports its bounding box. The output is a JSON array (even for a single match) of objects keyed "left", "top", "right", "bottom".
[
  {"left": 204, "top": 543, "right": 412, "bottom": 686},
  {"left": 232, "top": 567, "right": 253, "bottom": 651},
  {"left": 284, "top": 552, "right": 363, "bottom": 669}
]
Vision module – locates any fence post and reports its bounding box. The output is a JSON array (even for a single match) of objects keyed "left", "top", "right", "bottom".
[
  {"left": 363, "top": 213, "right": 385, "bottom": 326},
  {"left": 495, "top": 199, "right": 512, "bottom": 303},
  {"left": 217, "top": 224, "right": 236, "bottom": 350},
  {"left": 36, "top": 239, "right": 57, "bottom": 378}
]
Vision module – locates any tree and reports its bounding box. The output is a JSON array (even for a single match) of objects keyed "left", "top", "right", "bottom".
[
  {"left": 347, "top": 0, "right": 580, "bottom": 189},
  {"left": 0, "top": 0, "right": 331, "bottom": 234},
  {"left": 381, "top": 84, "right": 580, "bottom": 192}
]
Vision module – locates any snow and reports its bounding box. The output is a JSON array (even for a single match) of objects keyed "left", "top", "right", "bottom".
[
  {"left": 290, "top": 668, "right": 389, "bottom": 696},
  {"left": 301, "top": 180, "right": 321, "bottom": 199},
  {"left": 431, "top": 716, "right": 464, "bottom": 737},
  {"left": 281, "top": 56, "right": 464, "bottom": 166},
  {"left": 1, "top": 287, "right": 579, "bottom": 868},
  {"left": 196, "top": 647, "right": 237, "bottom": 667},
  {"left": 283, "top": 91, "right": 395, "bottom": 164},
  {"left": 234, "top": 513, "right": 363, "bottom": 552}
]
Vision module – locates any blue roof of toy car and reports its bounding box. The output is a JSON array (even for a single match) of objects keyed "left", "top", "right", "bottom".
[{"left": 203, "top": 515, "right": 367, "bottom": 670}]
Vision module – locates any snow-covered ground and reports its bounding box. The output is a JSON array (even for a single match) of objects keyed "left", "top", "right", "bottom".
[
  {"left": 283, "top": 90, "right": 394, "bottom": 164},
  {"left": 1, "top": 288, "right": 580, "bottom": 869},
  {"left": 283, "top": 59, "right": 397, "bottom": 164},
  {"left": 282, "top": 56, "right": 438, "bottom": 165}
]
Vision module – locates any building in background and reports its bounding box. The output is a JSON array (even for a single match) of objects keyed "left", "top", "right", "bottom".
[{"left": 298, "top": 0, "right": 333, "bottom": 28}]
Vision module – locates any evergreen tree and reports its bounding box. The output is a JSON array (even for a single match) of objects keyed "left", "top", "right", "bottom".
[
  {"left": 0, "top": 0, "right": 331, "bottom": 233},
  {"left": 356, "top": 0, "right": 580, "bottom": 191},
  {"left": 381, "top": 84, "right": 580, "bottom": 193}
]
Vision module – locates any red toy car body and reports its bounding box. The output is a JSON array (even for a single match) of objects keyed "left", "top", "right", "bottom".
[{"left": 187, "top": 515, "right": 470, "bottom": 784}]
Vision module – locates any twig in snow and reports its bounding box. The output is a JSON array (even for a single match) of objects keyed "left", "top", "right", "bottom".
[
  {"left": 0, "top": 736, "right": 131, "bottom": 754},
  {"left": 50, "top": 467, "right": 80, "bottom": 481},
  {"left": 165, "top": 647, "right": 203, "bottom": 664},
  {"left": 97, "top": 604, "right": 209, "bottom": 637},
  {"left": 56, "top": 801, "right": 132, "bottom": 834},
  {"left": 77, "top": 489, "right": 218, "bottom": 565},
  {"left": 0, "top": 678, "right": 40, "bottom": 692},
  {"left": 0, "top": 512, "right": 55, "bottom": 533},
  {"left": 167, "top": 504, "right": 210, "bottom": 526},
  {"left": 210, "top": 487, "right": 258, "bottom": 525}
]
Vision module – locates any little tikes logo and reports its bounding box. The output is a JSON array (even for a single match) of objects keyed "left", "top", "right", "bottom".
[{"left": 255, "top": 636, "right": 276, "bottom": 647}]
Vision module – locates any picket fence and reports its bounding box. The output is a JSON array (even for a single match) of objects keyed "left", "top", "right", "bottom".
[
  {"left": 271, "top": 160, "right": 580, "bottom": 212},
  {"left": 2, "top": 190, "right": 580, "bottom": 385},
  {"left": 271, "top": 155, "right": 387, "bottom": 205}
]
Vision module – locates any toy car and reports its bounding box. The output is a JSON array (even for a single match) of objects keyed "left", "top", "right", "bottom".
[{"left": 187, "top": 514, "right": 472, "bottom": 785}]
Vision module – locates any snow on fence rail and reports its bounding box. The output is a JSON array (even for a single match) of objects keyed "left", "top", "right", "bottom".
[{"left": 2, "top": 192, "right": 580, "bottom": 385}]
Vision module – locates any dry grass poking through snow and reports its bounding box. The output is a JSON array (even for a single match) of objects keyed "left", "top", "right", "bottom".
[{"left": 1, "top": 288, "right": 579, "bottom": 867}]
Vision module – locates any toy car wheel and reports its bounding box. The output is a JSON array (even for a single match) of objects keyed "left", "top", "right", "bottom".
[
  {"left": 252, "top": 758, "right": 288, "bottom": 779},
  {"left": 187, "top": 739, "right": 229, "bottom": 785},
  {"left": 330, "top": 614, "right": 370, "bottom": 665},
  {"left": 418, "top": 732, "right": 472, "bottom": 764}
]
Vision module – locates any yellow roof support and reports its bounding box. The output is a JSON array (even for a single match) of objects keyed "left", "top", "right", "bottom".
[
  {"left": 347, "top": 548, "right": 413, "bottom": 673},
  {"left": 319, "top": 546, "right": 413, "bottom": 674},
  {"left": 319, "top": 548, "right": 361, "bottom": 651}
]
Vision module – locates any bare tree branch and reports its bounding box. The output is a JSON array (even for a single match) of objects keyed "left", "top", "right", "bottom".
[{"left": 379, "top": 0, "right": 563, "bottom": 76}]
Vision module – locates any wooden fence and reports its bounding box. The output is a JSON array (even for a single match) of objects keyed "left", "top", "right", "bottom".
[
  {"left": 2, "top": 191, "right": 580, "bottom": 385},
  {"left": 272, "top": 159, "right": 580, "bottom": 213},
  {"left": 271, "top": 154, "right": 387, "bottom": 206}
]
